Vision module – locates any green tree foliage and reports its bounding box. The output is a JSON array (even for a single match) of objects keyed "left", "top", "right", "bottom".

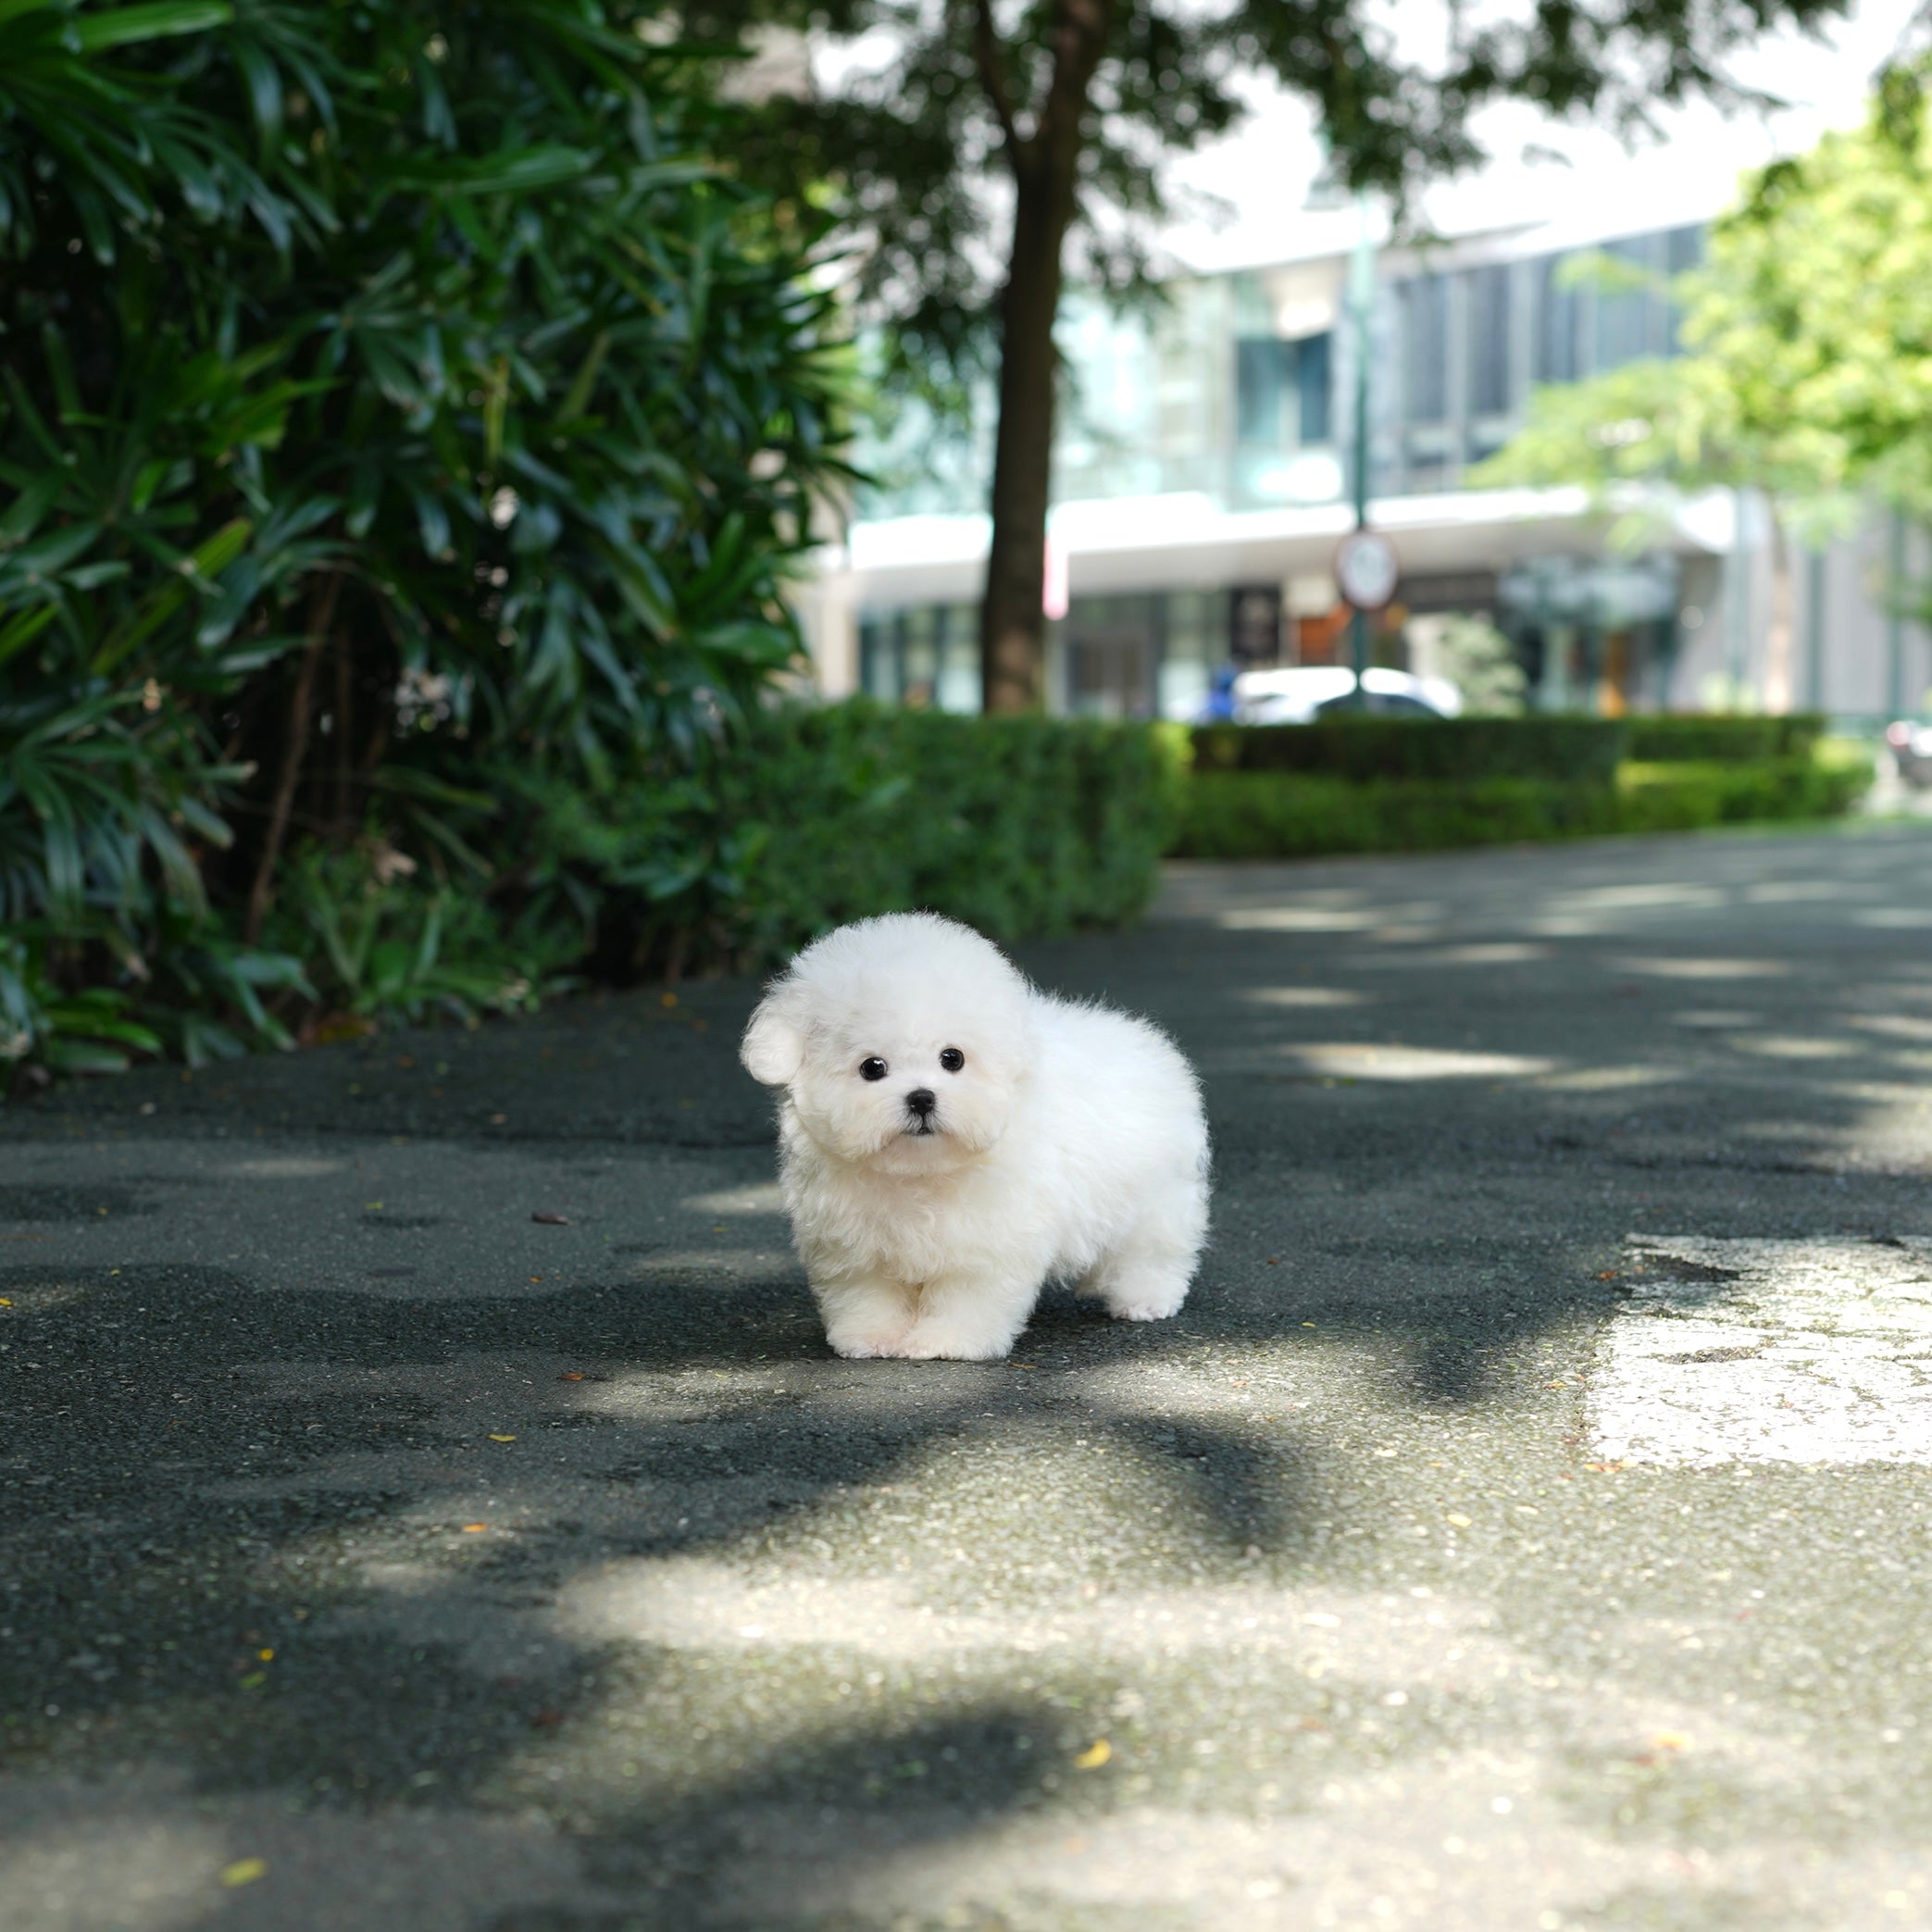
[
  {"left": 1478, "top": 64, "right": 1932, "bottom": 708},
  {"left": 0, "top": 1, "right": 848, "bottom": 1080},
  {"left": 702, "top": 0, "right": 1853, "bottom": 712},
  {"left": 1432, "top": 616, "right": 1527, "bottom": 717}
]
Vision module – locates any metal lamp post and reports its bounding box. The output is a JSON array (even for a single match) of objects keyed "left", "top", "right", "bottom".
[
  {"left": 1334, "top": 193, "right": 1399, "bottom": 688},
  {"left": 1348, "top": 193, "right": 1375, "bottom": 699}
]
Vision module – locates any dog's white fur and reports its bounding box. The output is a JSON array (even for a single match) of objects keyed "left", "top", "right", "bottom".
[{"left": 740, "top": 912, "right": 1209, "bottom": 1360}]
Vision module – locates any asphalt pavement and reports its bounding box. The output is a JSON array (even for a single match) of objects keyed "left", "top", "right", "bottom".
[{"left": 6, "top": 819, "right": 1932, "bottom": 1931}]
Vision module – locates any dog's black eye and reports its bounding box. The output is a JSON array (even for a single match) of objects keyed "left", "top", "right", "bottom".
[
  {"left": 939, "top": 1047, "right": 966, "bottom": 1073},
  {"left": 858, "top": 1057, "right": 888, "bottom": 1081}
]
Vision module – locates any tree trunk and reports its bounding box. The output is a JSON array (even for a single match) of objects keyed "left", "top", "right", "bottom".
[
  {"left": 978, "top": 0, "right": 1112, "bottom": 715},
  {"left": 980, "top": 172, "right": 1076, "bottom": 712}
]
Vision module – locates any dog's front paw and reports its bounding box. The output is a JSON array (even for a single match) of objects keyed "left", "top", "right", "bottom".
[
  {"left": 827, "top": 1325, "right": 914, "bottom": 1360},
  {"left": 1107, "top": 1293, "right": 1187, "bottom": 1323},
  {"left": 897, "top": 1321, "right": 1016, "bottom": 1362}
]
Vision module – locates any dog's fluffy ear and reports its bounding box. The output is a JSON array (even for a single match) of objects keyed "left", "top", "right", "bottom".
[{"left": 741, "top": 983, "right": 806, "bottom": 1087}]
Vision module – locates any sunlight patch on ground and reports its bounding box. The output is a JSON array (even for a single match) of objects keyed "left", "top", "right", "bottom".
[
  {"left": 1234, "top": 987, "right": 1368, "bottom": 1009},
  {"left": 1429, "top": 942, "right": 1552, "bottom": 965},
  {"left": 1591, "top": 1236, "right": 1932, "bottom": 1467},
  {"left": 623, "top": 1247, "right": 791, "bottom": 1283},
  {"left": 560, "top": 1557, "right": 1513, "bottom": 1673},
  {"left": 1532, "top": 1065, "right": 1680, "bottom": 1092},
  {"left": 1855, "top": 907, "right": 1932, "bottom": 929},
  {"left": 1724, "top": 1034, "right": 1861, "bottom": 1061},
  {"left": 0, "top": 1809, "right": 225, "bottom": 1932},
  {"left": 1852, "top": 1015, "right": 1932, "bottom": 1041},
  {"left": 1265, "top": 1043, "right": 1556, "bottom": 1081},
  {"left": 1216, "top": 907, "right": 1390, "bottom": 933},
  {"left": 1741, "top": 879, "right": 1871, "bottom": 904},
  {"left": 222, "top": 1156, "right": 347, "bottom": 1178},
  {"left": 1612, "top": 956, "right": 1791, "bottom": 980},
  {"left": 1551, "top": 883, "right": 1728, "bottom": 912},
  {"left": 0, "top": 1280, "right": 97, "bottom": 1315},
  {"left": 682, "top": 1182, "right": 787, "bottom": 1215}
]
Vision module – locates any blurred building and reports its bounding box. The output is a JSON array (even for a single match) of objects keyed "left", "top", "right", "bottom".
[{"left": 796, "top": 166, "right": 1930, "bottom": 721}]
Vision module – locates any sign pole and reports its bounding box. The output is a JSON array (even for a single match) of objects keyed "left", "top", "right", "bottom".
[{"left": 1346, "top": 193, "right": 1375, "bottom": 707}]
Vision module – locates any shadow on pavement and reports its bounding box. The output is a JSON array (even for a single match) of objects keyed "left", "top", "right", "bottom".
[{"left": 6, "top": 823, "right": 1932, "bottom": 1925}]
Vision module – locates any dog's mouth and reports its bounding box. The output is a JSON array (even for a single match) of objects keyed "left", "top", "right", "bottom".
[{"left": 904, "top": 1117, "right": 940, "bottom": 1139}]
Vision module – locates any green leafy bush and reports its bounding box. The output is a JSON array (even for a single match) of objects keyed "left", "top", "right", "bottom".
[
  {"left": 1190, "top": 717, "right": 1626, "bottom": 783},
  {"left": 1, "top": 0, "right": 848, "bottom": 1090},
  {"left": 265, "top": 844, "right": 581, "bottom": 1034},
  {"left": 493, "top": 704, "right": 1186, "bottom": 976},
  {"left": 1172, "top": 743, "right": 1873, "bottom": 860},
  {"left": 722, "top": 706, "right": 1186, "bottom": 957}
]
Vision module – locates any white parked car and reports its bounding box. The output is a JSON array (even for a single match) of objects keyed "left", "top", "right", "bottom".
[{"left": 1231, "top": 667, "right": 1463, "bottom": 725}]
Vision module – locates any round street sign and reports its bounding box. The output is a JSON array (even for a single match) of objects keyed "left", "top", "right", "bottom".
[{"left": 1334, "top": 529, "right": 1400, "bottom": 612}]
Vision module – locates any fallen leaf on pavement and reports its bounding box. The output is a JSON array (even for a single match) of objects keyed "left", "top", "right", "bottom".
[
  {"left": 559, "top": 1371, "right": 586, "bottom": 1381},
  {"left": 1446, "top": 1513, "right": 1472, "bottom": 1527},
  {"left": 1072, "top": 1739, "right": 1111, "bottom": 1769},
  {"left": 220, "top": 1860, "right": 268, "bottom": 1888},
  {"left": 488, "top": 1433, "right": 517, "bottom": 1442},
  {"left": 532, "top": 1211, "right": 570, "bottom": 1225},
  {"left": 461, "top": 1524, "right": 489, "bottom": 1533}
]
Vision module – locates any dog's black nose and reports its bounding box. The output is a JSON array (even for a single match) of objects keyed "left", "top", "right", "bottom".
[{"left": 905, "top": 1088, "right": 937, "bottom": 1116}]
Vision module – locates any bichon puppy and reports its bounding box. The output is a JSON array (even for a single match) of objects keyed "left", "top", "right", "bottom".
[{"left": 739, "top": 912, "right": 1209, "bottom": 1361}]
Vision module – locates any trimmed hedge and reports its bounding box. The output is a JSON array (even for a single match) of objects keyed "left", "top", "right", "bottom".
[
  {"left": 719, "top": 704, "right": 1187, "bottom": 957},
  {"left": 1175, "top": 773, "right": 1613, "bottom": 859},
  {"left": 1172, "top": 745, "right": 1874, "bottom": 860},
  {"left": 1622, "top": 715, "right": 1825, "bottom": 763},
  {"left": 1190, "top": 712, "right": 1829, "bottom": 783},
  {"left": 1614, "top": 750, "right": 1873, "bottom": 831},
  {"left": 1191, "top": 717, "right": 1625, "bottom": 783}
]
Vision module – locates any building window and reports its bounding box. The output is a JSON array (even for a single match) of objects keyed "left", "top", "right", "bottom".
[
  {"left": 1297, "top": 331, "right": 1332, "bottom": 444},
  {"left": 1401, "top": 275, "right": 1449, "bottom": 424},
  {"left": 1467, "top": 264, "right": 1511, "bottom": 416},
  {"left": 1160, "top": 589, "right": 1215, "bottom": 720},
  {"left": 1535, "top": 256, "right": 1580, "bottom": 383},
  {"left": 1594, "top": 236, "right": 1654, "bottom": 373},
  {"left": 856, "top": 605, "right": 980, "bottom": 710},
  {"left": 1065, "top": 593, "right": 1160, "bottom": 719},
  {"left": 1235, "top": 332, "right": 1331, "bottom": 447}
]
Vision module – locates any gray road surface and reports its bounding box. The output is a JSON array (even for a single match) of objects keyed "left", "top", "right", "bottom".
[{"left": 6, "top": 821, "right": 1932, "bottom": 1931}]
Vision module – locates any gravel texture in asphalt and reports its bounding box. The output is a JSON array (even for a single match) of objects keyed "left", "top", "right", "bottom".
[{"left": 5, "top": 821, "right": 1932, "bottom": 1931}]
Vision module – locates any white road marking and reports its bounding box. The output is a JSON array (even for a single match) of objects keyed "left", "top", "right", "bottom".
[{"left": 1590, "top": 1236, "right": 1932, "bottom": 1467}]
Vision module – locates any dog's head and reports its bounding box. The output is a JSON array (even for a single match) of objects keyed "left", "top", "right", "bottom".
[{"left": 740, "top": 913, "right": 1032, "bottom": 1172}]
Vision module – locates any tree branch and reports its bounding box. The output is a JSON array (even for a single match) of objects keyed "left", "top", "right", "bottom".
[
  {"left": 971, "top": 0, "right": 1025, "bottom": 158},
  {"left": 244, "top": 568, "right": 343, "bottom": 946}
]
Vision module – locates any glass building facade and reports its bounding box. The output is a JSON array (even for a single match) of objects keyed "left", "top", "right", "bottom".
[{"left": 853, "top": 221, "right": 1707, "bottom": 717}]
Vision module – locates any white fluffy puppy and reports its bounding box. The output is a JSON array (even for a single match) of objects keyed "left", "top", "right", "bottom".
[{"left": 740, "top": 912, "right": 1209, "bottom": 1361}]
